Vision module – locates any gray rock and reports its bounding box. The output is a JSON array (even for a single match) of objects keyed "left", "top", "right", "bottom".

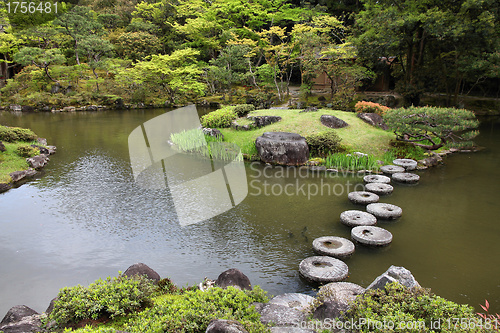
[
  {"left": 356, "top": 113, "right": 388, "bottom": 130},
  {"left": 206, "top": 319, "right": 248, "bottom": 333},
  {"left": 86, "top": 105, "right": 98, "bottom": 111},
  {"left": 202, "top": 128, "right": 224, "bottom": 140},
  {"left": 36, "top": 138, "right": 48, "bottom": 146},
  {"left": 115, "top": 98, "right": 125, "bottom": 109},
  {"left": 0, "top": 305, "right": 42, "bottom": 333},
  {"left": 313, "top": 300, "right": 347, "bottom": 320},
  {"left": 248, "top": 116, "right": 282, "bottom": 127},
  {"left": 320, "top": 115, "right": 348, "bottom": 129},
  {"left": 46, "top": 146, "right": 57, "bottom": 155},
  {"left": 30, "top": 145, "right": 49, "bottom": 155},
  {"left": 317, "top": 282, "right": 365, "bottom": 305},
  {"left": 0, "top": 183, "right": 12, "bottom": 193},
  {"left": 26, "top": 155, "right": 49, "bottom": 169},
  {"left": 268, "top": 293, "right": 315, "bottom": 312},
  {"left": 299, "top": 106, "right": 317, "bottom": 113},
  {"left": 366, "top": 265, "right": 421, "bottom": 291},
  {"left": 255, "top": 132, "right": 309, "bottom": 166},
  {"left": 257, "top": 303, "right": 306, "bottom": 326},
  {"left": 123, "top": 263, "right": 161, "bottom": 283},
  {"left": 0, "top": 141, "right": 5, "bottom": 152},
  {"left": 62, "top": 106, "right": 76, "bottom": 112},
  {"left": 21, "top": 106, "right": 34, "bottom": 113},
  {"left": 215, "top": 268, "right": 252, "bottom": 290},
  {"left": 9, "top": 104, "right": 22, "bottom": 112},
  {"left": 9, "top": 169, "right": 37, "bottom": 182},
  {"left": 50, "top": 83, "right": 61, "bottom": 94}
]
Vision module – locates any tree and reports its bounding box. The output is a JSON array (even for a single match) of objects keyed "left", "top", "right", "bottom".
[
  {"left": 354, "top": 0, "right": 499, "bottom": 106},
  {"left": 55, "top": 6, "right": 105, "bottom": 65},
  {"left": 77, "top": 35, "right": 114, "bottom": 91},
  {"left": 112, "top": 31, "right": 162, "bottom": 62},
  {"left": 13, "top": 47, "right": 65, "bottom": 82},
  {"left": 384, "top": 106, "right": 479, "bottom": 150},
  {"left": 119, "top": 48, "right": 205, "bottom": 104}
]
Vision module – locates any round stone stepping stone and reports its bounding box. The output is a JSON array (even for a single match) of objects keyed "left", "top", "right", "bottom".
[
  {"left": 380, "top": 165, "right": 405, "bottom": 174},
  {"left": 317, "top": 282, "right": 365, "bottom": 304},
  {"left": 392, "top": 172, "right": 420, "bottom": 184},
  {"left": 340, "top": 210, "right": 377, "bottom": 227},
  {"left": 268, "top": 293, "right": 315, "bottom": 311},
  {"left": 365, "top": 183, "right": 393, "bottom": 195},
  {"left": 366, "top": 203, "right": 403, "bottom": 219},
  {"left": 393, "top": 158, "right": 418, "bottom": 170},
  {"left": 299, "top": 256, "right": 349, "bottom": 283},
  {"left": 312, "top": 236, "right": 355, "bottom": 258},
  {"left": 351, "top": 226, "right": 393, "bottom": 246},
  {"left": 348, "top": 191, "right": 379, "bottom": 205},
  {"left": 363, "top": 174, "right": 391, "bottom": 184}
]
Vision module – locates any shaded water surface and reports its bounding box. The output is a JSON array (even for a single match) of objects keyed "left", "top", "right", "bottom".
[{"left": 0, "top": 110, "right": 499, "bottom": 315}]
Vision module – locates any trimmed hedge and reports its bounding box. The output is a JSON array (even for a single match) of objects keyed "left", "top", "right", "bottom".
[
  {"left": 201, "top": 107, "right": 238, "bottom": 128},
  {"left": 0, "top": 125, "right": 37, "bottom": 142},
  {"left": 306, "top": 131, "right": 344, "bottom": 157}
]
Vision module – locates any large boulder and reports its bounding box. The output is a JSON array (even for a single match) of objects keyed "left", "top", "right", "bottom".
[
  {"left": 247, "top": 116, "right": 281, "bottom": 128},
  {"left": 314, "top": 282, "right": 365, "bottom": 320},
  {"left": 256, "top": 303, "right": 307, "bottom": 327},
  {"left": 0, "top": 183, "right": 12, "bottom": 193},
  {"left": 320, "top": 115, "right": 348, "bottom": 129},
  {"left": 0, "top": 305, "right": 42, "bottom": 333},
  {"left": 356, "top": 112, "right": 388, "bottom": 130},
  {"left": 366, "top": 265, "right": 421, "bottom": 291},
  {"left": 9, "top": 104, "right": 22, "bottom": 112},
  {"left": 215, "top": 268, "right": 252, "bottom": 290},
  {"left": 206, "top": 319, "right": 248, "bottom": 333},
  {"left": 268, "top": 293, "right": 315, "bottom": 312},
  {"left": 26, "top": 155, "right": 49, "bottom": 169},
  {"left": 123, "top": 263, "right": 161, "bottom": 283},
  {"left": 255, "top": 132, "right": 309, "bottom": 166}
]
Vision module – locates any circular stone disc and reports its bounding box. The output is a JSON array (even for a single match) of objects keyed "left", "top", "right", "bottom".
[
  {"left": 392, "top": 172, "right": 420, "bottom": 184},
  {"left": 299, "top": 256, "right": 349, "bottom": 283},
  {"left": 363, "top": 175, "right": 391, "bottom": 184},
  {"left": 312, "top": 236, "right": 355, "bottom": 258},
  {"left": 393, "top": 158, "right": 418, "bottom": 170},
  {"left": 348, "top": 191, "right": 379, "bottom": 205},
  {"left": 365, "top": 183, "right": 394, "bottom": 195},
  {"left": 366, "top": 203, "right": 403, "bottom": 219},
  {"left": 351, "top": 226, "right": 393, "bottom": 246},
  {"left": 380, "top": 165, "right": 405, "bottom": 174},
  {"left": 340, "top": 210, "right": 377, "bottom": 227}
]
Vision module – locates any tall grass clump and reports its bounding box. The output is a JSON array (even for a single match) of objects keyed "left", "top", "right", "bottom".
[{"left": 324, "top": 152, "right": 380, "bottom": 171}]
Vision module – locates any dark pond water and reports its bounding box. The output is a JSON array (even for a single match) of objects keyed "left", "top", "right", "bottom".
[{"left": 0, "top": 109, "right": 499, "bottom": 316}]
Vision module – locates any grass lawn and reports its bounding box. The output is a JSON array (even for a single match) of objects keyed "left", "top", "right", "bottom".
[
  {"left": 219, "top": 109, "right": 395, "bottom": 158},
  {"left": 0, "top": 141, "right": 37, "bottom": 183}
]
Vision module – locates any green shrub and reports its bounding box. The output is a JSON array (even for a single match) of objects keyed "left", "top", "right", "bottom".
[
  {"left": 123, "top": 286, "right": 270, "bottom": 333},
  {"left": 201, "top": 107, "right": 237, "bottom": 128},
  {"left": 305, "top": 131, "right": 344, "bottom": 157},
  {"left": 233, "top": 104, "right": 255, "bottom": 117},
  {"left": 15, "top": 145, "right": 39, "bottom": 158},
  {"left": 0, "top": 126, "right": 37, "bottom": 142},
  {"left": 342, "top": 282, "right": 482, "bottom": 333},
  {"left": 48, "top": 275, "right": 155, "bottom": 327},
  {"left": 387, "top": 140, "right": 426, "bottom": 160}
]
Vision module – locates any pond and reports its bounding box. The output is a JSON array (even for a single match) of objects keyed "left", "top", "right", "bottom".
[{"left": 0, "top": 109, "right": 499, "bottom": 316}]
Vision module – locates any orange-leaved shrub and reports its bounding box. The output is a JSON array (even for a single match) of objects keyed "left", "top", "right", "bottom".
[{"left": 354, "top": 101, "right": 390, "bottom": 115}]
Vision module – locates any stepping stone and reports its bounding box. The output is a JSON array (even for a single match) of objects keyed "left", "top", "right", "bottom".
[
  {"left": 351, "top": 226, "right": 393, "bottom": 246},
  {"left": 380, "top": 165, "right": 405, "bottom": 174},
  {"left": 365, "top": 183, "right": 393, "bottom": 195},
  {"left": 392, "top": 172, "right": 420, "bottom": 184},
  {"left": 348, "top": 191, "right": 379, "bottom": 205},
  {"left": 340, "top": 210, "right": 377, "bottom": 227},
  {"left": 393, "top": 158, "right": 418, "bottom": 170},
  {"left": 312, "top": 236, "right": 355, "bottom": 258},
  {"left": 363, "top": 174, "right": 391, "bottom": 184},
  {"left": 366, "top": 203, "right": 403, "bottom": 220},
  {"left": 299, "top": 256, "right": 349, "bottom": 283}
]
